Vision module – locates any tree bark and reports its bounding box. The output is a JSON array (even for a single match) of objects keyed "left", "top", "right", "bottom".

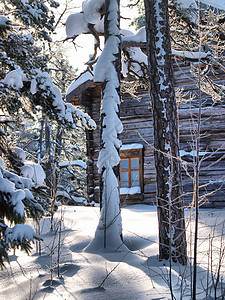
[
  {"left": 144, "top": 0, "right": 187, "bottom": 264},
  {"left": 99, "top": 0, "right": 121, "bottom": 209},
  {"left": 89, "top": 0, "right": 123, "bottom": 249},
  {"left": 54, "top": 126, "right": 63, "bottom": 188},
  {"left": 45, "top": 117, "right": 52, "bottom": 192}
]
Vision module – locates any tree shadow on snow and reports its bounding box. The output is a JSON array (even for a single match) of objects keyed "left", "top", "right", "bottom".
[
  {"left": 58, "top": 263, "right": 80, "bottom": 277},
  {"left": 81, "top": 287, "right": 106, "bottom": 294},
  {"left": 70, "top": 239, "right": 92, "bottom": 252},
  {"left": 36, "top": 278, "right": 63, "bottom": 295},
  {"left": 123, "top": 234, "right": 155, "bottom": 251},
  {"left": 87, "top": 237, "right": 223, "bottom": 300}
]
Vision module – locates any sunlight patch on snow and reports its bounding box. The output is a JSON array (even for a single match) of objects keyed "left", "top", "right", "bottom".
[{"left": 1, "top": 205, "right": 225, "bottom": 299}]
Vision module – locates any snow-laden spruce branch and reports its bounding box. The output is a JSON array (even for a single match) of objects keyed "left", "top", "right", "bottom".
[
  {"left": 1, "top": 68, "right": 96, "bottom": 130},
  {"left": 0, "top": 151, "right": 43, "bottom": 264}
]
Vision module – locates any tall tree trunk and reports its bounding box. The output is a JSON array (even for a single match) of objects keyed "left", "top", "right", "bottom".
[
  {"left": 144, "top": 0, "right": 187, "bottom": 264},
  {"left": 87, "top": 0, "right": 123, "bottom": 250},
  {"left": 54, "top": 126, "right": 63, "bottom": 188},
  {"left": 38, "top": 116, "right": 45, "bottom": 164},
  {"left": 45, "top": 117, "right": 52, "bottom": 192}
]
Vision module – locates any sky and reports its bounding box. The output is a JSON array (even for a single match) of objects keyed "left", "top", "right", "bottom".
[
  {"left": 55, "top": 0, "right": 225, "bottom": 73},
  {"left": 54, "top": 0, "right": 137, "bottom": 72}
]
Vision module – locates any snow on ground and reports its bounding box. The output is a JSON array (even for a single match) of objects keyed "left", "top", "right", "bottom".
[{"left": 0, "top": 205, "right": 224, "bottom": 299}]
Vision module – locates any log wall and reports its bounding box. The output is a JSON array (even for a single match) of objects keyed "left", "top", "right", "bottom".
[{"left": 85, "top": 60, "right": 225, "bottom": 207}]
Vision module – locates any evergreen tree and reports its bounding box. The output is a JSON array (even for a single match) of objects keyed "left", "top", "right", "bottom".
[{"left": 0, "top": 0, "right": 95, "bottom": 267}]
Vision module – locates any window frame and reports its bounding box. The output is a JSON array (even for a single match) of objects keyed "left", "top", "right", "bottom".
[{"left": 119, "top": 148, "right": 143, "bottom": 194}]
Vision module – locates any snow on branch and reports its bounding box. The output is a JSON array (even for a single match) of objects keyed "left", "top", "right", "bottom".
[
  {"left": 2, "top": 68, "right": 26, "bottom": 90},
  {"left": 0, "top": 15, "right": 19, "bottom": 39},
  {"left": 121, "top": 29, "right": 148, "bottom": 78},
  {"left": 65, "top": 0, "right": 105, "bottom": 39},
  {"left": 120, "top": 27, "right": 225, "bottom": 73},
  {"left": 82, "top": 0, "right": 105, "bottom": 24},
  {"left": 2, "top": 69, "right": 96, "bottom": 130},
  {"left": 121, "top": 27, "right": 146, "bottom": 47},
  {"left": 0, "top": 146, "right": 44, "bottom": 259},
  {"left": 6, "top": 224, "right": 42, "bottom": 245},
  {"left": 59, "top": 160, "right": 87, "bottom": 169},
  {"left": 5, "top": 224, "right": 42, "bottom": 255},
  {"left": 32, "top": 70, "right": 96, "bottom": 129},
  {"left": 0, "top": 166, "right": 44, "bottom": 219}
]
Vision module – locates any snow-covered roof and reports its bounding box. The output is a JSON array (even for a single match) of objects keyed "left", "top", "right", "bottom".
[
  {"left": 200, "top": 0, "right": 225, "bottom": 10},
  {"left": 66, "top": 71, "right": 93, "bottom": 95},
  {"left": 177, "top": 0, "right": 225, "bottom": 11},
  {"left": 120, "top": 143, "right": 143, "bottom": 151},
  {"left": 65, "top": 0, "right": 224, "bottom": 104},
  {"left": 66, "top": 71, "right": 94, "bottom": 103}
]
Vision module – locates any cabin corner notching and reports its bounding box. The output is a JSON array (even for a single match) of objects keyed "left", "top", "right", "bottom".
[{"left": 66, "top": 60, "right": 225, "bottom": 208}]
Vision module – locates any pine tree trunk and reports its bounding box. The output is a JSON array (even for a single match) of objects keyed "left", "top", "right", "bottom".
[
  {"left": 144, "top": 0, "right": 187, "bottom": 264},
  {"left": 89, "top": 0, "right": 123, "bottom": 249},
  {"left": 45, "top": 117, "right": 52, "bottom": 191},
  {"left": 54, "top": 126, "right": 63, "bottom": 188},
  {"left": 99, "top": 0, "right": 121, "bottom": 208}
]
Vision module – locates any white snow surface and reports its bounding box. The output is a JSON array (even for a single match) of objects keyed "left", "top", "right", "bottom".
[
  {"left": 66, "top": 71, "right": 93, "bottom": 95},
  {"left": 0, "top": 157, "right": 4, "bottom": 168},
  {"left": 59, "top": 160, "right": 87, "bottom": 169},
  {"left": 14, "top": 147, "right": 26, "bottom": 162},
  {"left": 2, "top": 68, "right": 26, "bottom": 90},
  {"left": 202, "top": 0, "right": 225, "bottom": 9},
  {"left": 120, "top": 186, "right": 141, "bottom": 195},
  {"left": 65, "top": 12, "right": 89, "bottom": 38},
  {"left": 82, "top": 0, "right": 105, "bottom": 24},
  {"left": 23, "top": 161, "right": 45, "bottom": 186},
  {"left": 121, "top": 143, "right": 143, "bottom": 150},
  {"left": 0, "top": 205, "right": 225, "bottom": 299},
  {"left": 0, "top": 15, "right": 10, "bottom": 25}
]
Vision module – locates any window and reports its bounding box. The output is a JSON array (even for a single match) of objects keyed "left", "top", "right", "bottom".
[
  {"left": 119, "top": 144, "right": 143, "bottom": 195},
  {"left": 120, "top": 157, "right": 140, "bottom": 188}
]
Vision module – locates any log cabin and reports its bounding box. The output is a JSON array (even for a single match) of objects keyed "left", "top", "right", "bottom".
[{"left": 66, "top": 58, "right": 225, "bottom": 208}]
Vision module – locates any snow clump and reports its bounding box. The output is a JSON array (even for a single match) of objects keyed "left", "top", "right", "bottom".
[{"left": 2, "top": 68, "right": 26, "bottom": 90}]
